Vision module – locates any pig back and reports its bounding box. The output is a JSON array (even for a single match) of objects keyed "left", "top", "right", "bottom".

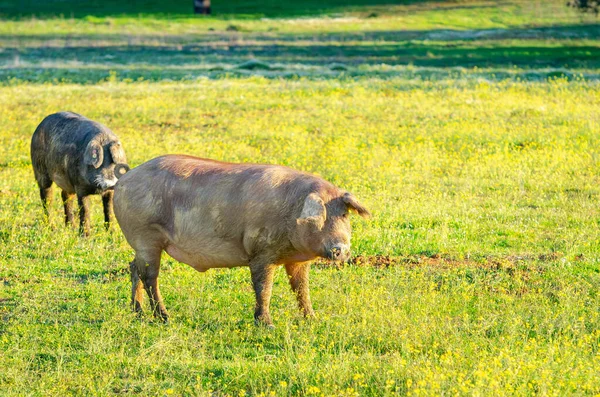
[{"left": 34, "top": 112, "right": 116, "bottom": 155}]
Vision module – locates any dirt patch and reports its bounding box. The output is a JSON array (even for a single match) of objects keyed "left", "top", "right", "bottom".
[{"left": 313, "top": 252, "right": 568, "bottom": 270}]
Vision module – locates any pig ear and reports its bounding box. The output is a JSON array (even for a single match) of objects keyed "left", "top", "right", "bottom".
[
  {"left": 297, "top": 193, "right": 326, "bottom": 230},
  {"left": 109, "top": 141, "right": 127, "bottom": 163},
  {"left": 84, "top": 141, "right": 103, "bottom": 169},
  {"left": 343, "top": 192, "right": 370, "bottom": 218}
]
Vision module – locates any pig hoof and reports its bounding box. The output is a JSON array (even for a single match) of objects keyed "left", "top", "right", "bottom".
[
  {"left": 158, "top": 315, "right": 169, "bottom": 324},
  {"left": 254, "top": 319, "right": 275, "bottom": 329},
  {"left": 152, "top": 316, "right": 169, "bottom": 325},
  {"left": 304, "top": 311, "right": 316, "bottom": 319},
  {"left": 132, "top": 306, "right": 143, "bottom": 316}
]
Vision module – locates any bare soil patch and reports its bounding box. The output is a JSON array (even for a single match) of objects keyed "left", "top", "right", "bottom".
[{"left": 314, "top": 252, "right": 571, "bottom": 270}]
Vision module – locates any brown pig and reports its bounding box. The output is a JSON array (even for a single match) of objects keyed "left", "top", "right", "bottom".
[{"left": 113, "top": 155, "right": 369, "bottom": 326}]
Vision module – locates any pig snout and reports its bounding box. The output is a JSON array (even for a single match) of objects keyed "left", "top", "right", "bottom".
[
  {"left": 327, "top": 243, "right": 351, "bottom": 262},
  {"left": 94, "top": 163, "right": 129, "bottom": 190},
  {"left": 95, "top": 176, "right": 118, "bottom": 190},
  {"left": 115, "top": 163, "right": 130, "bottom": 179}
]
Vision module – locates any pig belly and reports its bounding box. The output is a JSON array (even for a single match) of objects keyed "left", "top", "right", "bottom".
[
  {"left": 51, "top": 172, "right": 74, "bottom": 193},
  {"left": 165, "top": 241, "right": 249, "bottom": 272}
]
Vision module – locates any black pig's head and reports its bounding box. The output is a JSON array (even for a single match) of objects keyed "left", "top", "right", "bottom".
[{"left": 82, "top": 140, "right": 129, "bottom": 191}]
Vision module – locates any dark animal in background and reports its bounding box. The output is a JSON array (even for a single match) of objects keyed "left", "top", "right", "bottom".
[
  {"left": 114, "top": 155, "right": 369, "bottom": 326},
  {"left": 31, "top": 112, "right": 130, "bottom": 236}
]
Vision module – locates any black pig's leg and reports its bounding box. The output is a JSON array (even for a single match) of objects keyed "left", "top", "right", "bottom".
[
  {"left": 36, "top": 177, "right": 53, "bottom": 219},
  {"left": 39, "top": 185, "right": 53, "bottom": 219},
  {"left": 61, "top": 190, "right": 76, "bottom": 227},
  {"left": 33, "top": 162, "right": 53, "bottom": 219},
  {"left": 77, "top": 194, "right": 91, "bottom": 236},
  {"left": 102, "top": 190, "right": 114, "bottom": 230}
]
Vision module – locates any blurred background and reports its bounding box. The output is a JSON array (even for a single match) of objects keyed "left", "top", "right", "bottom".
[{"left": 0, "top": 0, "right": 598, "bottom": 83}]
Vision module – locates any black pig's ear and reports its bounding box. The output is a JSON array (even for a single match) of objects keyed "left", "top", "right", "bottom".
[
  {"left": 84, "top": 141, "right": 103, "bottom": 169},
  {"left": 109, "top": 141, "right": 127, "bottom": 163},
  {"left": 343, "top": 192, "right": 370, "bottom": 218},
  {"left": 297, "top": 193, "right": 326, "bottom": 230}
]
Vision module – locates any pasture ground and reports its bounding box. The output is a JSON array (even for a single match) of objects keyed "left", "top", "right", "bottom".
[{"left": 1, "top": 0, "right": 600, "bottom": 395}]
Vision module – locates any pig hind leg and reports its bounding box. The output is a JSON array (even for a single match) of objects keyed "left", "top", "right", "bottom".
[
  {"left": 130, "top": 258, "right": 144, "bottom": 314},
  {"left": 133, "top": 249, "right": 168, "bottom": 322},
  {"left": 34, "top": 169, "right": 53, "bottom": 218}
]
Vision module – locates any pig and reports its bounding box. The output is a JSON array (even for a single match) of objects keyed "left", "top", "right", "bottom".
[
  {"left": 30, "top": 111, "right": 130, "bottom": 236},
  {"left": 113, "top": 155, "right": 369, "bottom": 326}
]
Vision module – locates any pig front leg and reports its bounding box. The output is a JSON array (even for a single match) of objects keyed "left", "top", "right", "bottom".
[
  {"left": 285, "top": 263, "right": 315, "bottom": 318},
  {"left": 102, "top": 190, "right": 114, "bottom": 230},
  {"left": 61, "top": 190, "right": 76, "bottom": 227},
  {"left": 77, "top": 194, "right": 91, "bottom": 236},
  {"left": 250, "top": 261, "right": 276, "bottom": 327}
]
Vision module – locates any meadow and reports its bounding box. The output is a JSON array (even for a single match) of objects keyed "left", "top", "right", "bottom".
[{"left": 1, "top": 0, "right": 600, "bottom": 395}]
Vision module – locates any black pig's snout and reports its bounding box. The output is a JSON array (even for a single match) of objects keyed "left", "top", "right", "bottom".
[{"left": 115, "top": 163, "right": 130, "bottom": 179}]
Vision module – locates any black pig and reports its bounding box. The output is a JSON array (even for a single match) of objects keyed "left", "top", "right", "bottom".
[{"left": 31, "top": 112, "right": 130, "bottom": 235}]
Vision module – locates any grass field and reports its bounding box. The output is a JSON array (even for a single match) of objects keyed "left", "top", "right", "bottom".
[{"left": 1, "top": 0, "right": 600, "bottom": 395}]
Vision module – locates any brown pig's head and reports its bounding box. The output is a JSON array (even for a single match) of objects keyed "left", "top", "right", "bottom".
[
  {"left": 292, "top": 191, "right": 370, "bottom": 262},
  {"left": 82, "top": 139, "right": 130, "bottom": 191}
]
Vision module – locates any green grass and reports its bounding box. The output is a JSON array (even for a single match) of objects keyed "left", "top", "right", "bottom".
[{"left": 2, "top": 0, "right": 600, "bottom": 395}]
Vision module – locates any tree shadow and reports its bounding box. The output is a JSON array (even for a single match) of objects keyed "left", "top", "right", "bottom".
[
  {"left": 0, "top": 0, "right": 433, "bottom": 19},
  {"left": 2, "top": 41, "right": 598, "bottom": 67},
  {"left": 1, "top": 24, "right": 598, "bottom": 83},
  {"left": 3, "top": 23, "right": 599, "bottom": 44}
]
